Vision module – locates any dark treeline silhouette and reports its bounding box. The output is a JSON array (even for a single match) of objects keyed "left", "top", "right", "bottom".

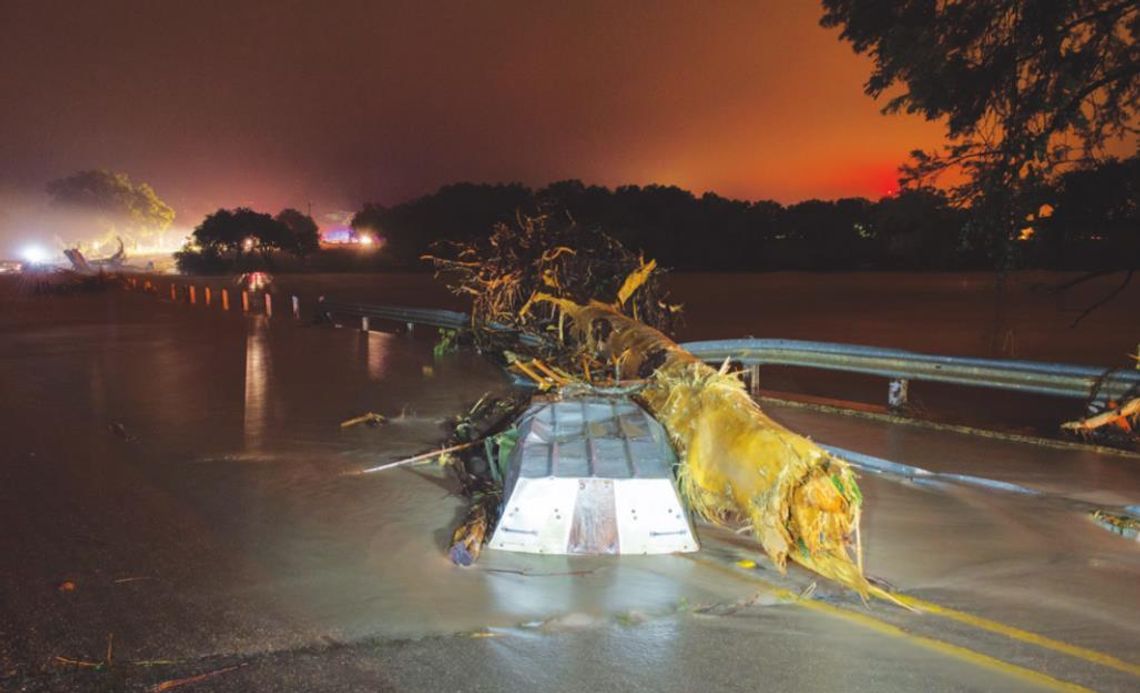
[
  {"left": 349, "top": 155, "right": 1137, "bottom": 272},
  {"left": 176, "top": 207, "right": 321, "bottom": 273}
]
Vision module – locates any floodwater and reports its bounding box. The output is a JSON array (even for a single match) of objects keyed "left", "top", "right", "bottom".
[
  {"left": 265, "top": 270, "right": 1140, "bottom": 431},
  {"left": 1, "top": 274, "right": 1138, "bottom": 691}
]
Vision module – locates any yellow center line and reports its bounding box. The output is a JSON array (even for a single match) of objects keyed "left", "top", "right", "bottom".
[
  {"left": 793, "top": 595, "right": 1092, "bottom": 693},
  {"left": 891, "top": 593, "right": 1140, "bottom": 678},
  {"left": 683, "top": 555, "right": 1094, "bottom": 692}
]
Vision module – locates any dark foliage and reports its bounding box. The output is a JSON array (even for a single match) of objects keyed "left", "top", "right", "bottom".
[
  {"left": 275, "top": 208, "right": 322, "bottom": 256},
  {"left": 352, "top": 183, "right": 534, "bottom": 267},
  {"left": 821, "top": 0, "right": 1140, "bottom": 265},
  {"left": 176, "top": 206, "right": 321, "bottom": 273},
  {"left": 1035, "top": 156, "right": 1140, "bottom": 269},
  {"left": 349, "top": 159, "right": 1133, "bottom": 272}
]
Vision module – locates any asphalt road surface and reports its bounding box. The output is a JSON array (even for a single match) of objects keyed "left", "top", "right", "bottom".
[{"left": 1, "top": 281, "right": 1137, "bottom": 691}]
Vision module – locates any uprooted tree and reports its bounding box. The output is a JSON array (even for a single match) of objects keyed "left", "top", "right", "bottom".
[{"left": 427, "top": 215, "right": 880, "bottom": 597}]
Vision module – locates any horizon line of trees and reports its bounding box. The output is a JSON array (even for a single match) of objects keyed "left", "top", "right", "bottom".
[
  {"left": 349, "top": 155, "right": 1137, "bottom": 272},
  {"left": 170, "top": 154, "right": 1135, "bottom": 275},
  {"left": 175, "top": 207, "right": 320, "bottom": 273}
]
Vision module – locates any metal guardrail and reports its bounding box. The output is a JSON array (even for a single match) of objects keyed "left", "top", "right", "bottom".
[
  {"left": 317, "top": 300, "right": 546, "bottom": 347},
  {"left": 319, "top": 300, "right": 470, "bottom": 330},
  {"left": 682, "top": 338, "right": 1140, "bottom": 401},
  {"left": 317, "top": 301, "right": 1140, "bottom": 402}
]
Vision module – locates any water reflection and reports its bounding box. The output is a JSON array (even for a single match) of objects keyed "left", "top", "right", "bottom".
[
  {"left": 88, "top": 353, "right": 107, "bottom": 424},
  {"left": 367, "top": 331, "right": 394, "bottom": 381},
  {"left": 244, "top": 316, "right": 271, "bottom": 450}
]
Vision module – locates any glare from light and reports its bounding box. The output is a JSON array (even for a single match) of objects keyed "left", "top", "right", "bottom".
[
  {"left": 358, "top": 234, "right": 374, "bottom": 246},
  {"left": 21, "top": 245, "right": 49, "bottom": 264}
]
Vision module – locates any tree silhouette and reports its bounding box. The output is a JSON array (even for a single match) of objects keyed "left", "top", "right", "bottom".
[
  {"left": 46, "top": 169, "right": 175, "bottom": 248},
  {"left": 872, "top": 189, "right": 969, "bottom": 268},
  {"left": 178, "top": 206, "right": 318, "bottom": 272},
  {"left": 821, "top": 0, "right": 1140, "bottom": 264},
  {"left": 275, "top": 208, "right": 321, "bottom": 257}
]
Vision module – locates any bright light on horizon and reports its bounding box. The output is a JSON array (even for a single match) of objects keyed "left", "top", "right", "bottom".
[{"left": 21, "top": 244, "right": 49, "bottom": 264}]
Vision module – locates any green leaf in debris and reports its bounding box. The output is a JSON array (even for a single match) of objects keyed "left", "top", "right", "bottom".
[
  {"left": 797, "top": 537, "right": 810, "bottom": 559},
  {"left": 434, "top": 329, "right": 459, "bottom": 358},
  {"left": 830, "top": 472, "right": 862, "bottom": 506},
  {"left": 486, "top": 426, "right": 519, "bottom": 484}
]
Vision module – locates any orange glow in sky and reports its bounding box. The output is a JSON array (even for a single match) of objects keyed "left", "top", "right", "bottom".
[{"left": 0, "top": 2, "right": 956, "bottom": 223}]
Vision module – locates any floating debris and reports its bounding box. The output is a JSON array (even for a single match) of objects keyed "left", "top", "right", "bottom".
[
  {"left": 357, "top": 441, "right": 480, "bottom": 475},
  {"left": 150, "top": 664, "right": 246, "bottom": 692},
  {"left": 339, "top": 412, "right": 388, "bottom": 429},
  {"left": 1090, "top": 509, "right": 1140, "bottom": 541},
  {"left": 107, "top": 422, "right": 136, "bottom": 441}
]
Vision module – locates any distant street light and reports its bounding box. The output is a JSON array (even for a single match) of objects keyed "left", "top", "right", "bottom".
[{"left": 21, "top": 244, "right": 48, "bottom": 264}]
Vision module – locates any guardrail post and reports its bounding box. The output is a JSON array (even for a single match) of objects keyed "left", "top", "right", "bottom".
[
  {"left": 204, "top": 287, "right": 212, "bottom": 306},
  {"left": 170, "top": 284, "right": 176, "bottom": 301},
  {"left": 188, "top": 286, "right": 196, "bottom": 304},
  {"left": 406, "top": 322, "right": 414, "bottom": 335},
  {"left": 242, "top": 290, "right": 250, "bottom": 313},
  {"left": 292, "top": 295, "right": 300, "bottom": 319},
  {"left": 316, "top": 296, "right": 330, "bottom": 324},
  {"left": 361, "top": 316, "right": 370, "bottom": 332},
  {"left": 264, "top": 293, "right": 273, "bottom": 317},
  {"left": 748, "top": 364, "right": 760, "bottom": 396},
  {"left": 888, "top": 378, "right": 909, "bottom": 410},
  {"left": 222, "top": 289, "right": 230, "bottom": 311}
]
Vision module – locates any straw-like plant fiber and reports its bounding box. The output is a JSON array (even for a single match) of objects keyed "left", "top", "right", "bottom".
[{"left": 537, "top": 296, "right": 868, "bottom": 593}]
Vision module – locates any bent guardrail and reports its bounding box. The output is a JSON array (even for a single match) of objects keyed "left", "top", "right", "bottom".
[{"left": 316, "top": 301, "right": 1140, "bottom": 403}]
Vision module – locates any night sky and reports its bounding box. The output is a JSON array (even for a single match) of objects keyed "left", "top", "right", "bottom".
[{"left": 0, "top": 0, "right": 949, "bottom": 235}]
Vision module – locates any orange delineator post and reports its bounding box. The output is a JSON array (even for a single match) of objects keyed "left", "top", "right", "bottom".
[
  {"left": 241, "top": 291, "right": 250, "bottom": 313},
  {"left": 222, "top": 289, "right": 230, "bottom": 311},
  {"left": 189, "top": 286, "right": 197, "bottom": 304},
  {"left": 204, "top": 287, "right": 212, "bottom": 306}
]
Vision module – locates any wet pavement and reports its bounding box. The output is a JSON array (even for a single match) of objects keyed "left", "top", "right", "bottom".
[{"left": 1, "top": 279, "right": 1138, "bottom": 691}]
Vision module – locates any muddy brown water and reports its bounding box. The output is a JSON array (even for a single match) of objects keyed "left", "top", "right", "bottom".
[
  {"left": 1, "top": 272, "right": 1138, "bottom": 691},
  {"left": 177, "top": 270, "right": 1140, "bottom": 434}
]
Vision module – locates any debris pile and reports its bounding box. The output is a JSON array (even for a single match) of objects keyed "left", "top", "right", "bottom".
[
  {"left": 426, "top": 214, "right": 868, "bottom": 592},
  {"left": 424, "top": 212, "right": 679, "bottom": 362}
]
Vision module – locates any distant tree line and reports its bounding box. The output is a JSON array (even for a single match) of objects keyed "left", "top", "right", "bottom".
[
  {"left": 175, "top": 207, "right": 320, "bottom": 273},
  {"left": 47, "top": 169, "right": 175, "bottom": 250},
  {"left": 349, "top": 155, "right": 1136, "bottom": 272}
]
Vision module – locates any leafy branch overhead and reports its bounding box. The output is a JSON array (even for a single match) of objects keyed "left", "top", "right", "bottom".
[{"left": 822, "top": 0, "right": 1139, "bottom": 245}]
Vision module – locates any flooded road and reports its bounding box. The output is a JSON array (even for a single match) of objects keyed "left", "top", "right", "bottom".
[{"left": 1, "top": 277, "right": 1138, "bottom": 691}]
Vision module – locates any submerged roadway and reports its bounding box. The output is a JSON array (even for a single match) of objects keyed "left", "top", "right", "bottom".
[{"left": 1, "top": 283, "right": 1137, "bottom": 691}]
